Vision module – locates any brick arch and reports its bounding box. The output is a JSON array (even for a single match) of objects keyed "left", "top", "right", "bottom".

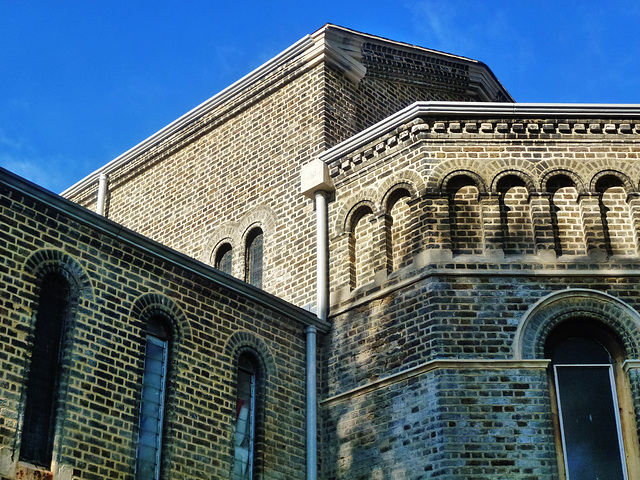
[
  {"left": 334, "top": 189, "right": 378, "bottom": 235},
  {"left": 201, "top": 223, "right": 239, "bottom": 264},
  {"left": 485, "top": 158, "right": 540, "bottom": 191},
  {"left": 23, "top": 249, "right": 93, "bottom": 300},
  {"left": 540, "top": 169, "right": 587, "bottom": 193},
  {"left": 238, "top": 204, "right": 277, "bottom": 241},
  {"left": 130, "top": 292, "right": 191, "bottom": 343},
  {"left": 513, "top": 289, "right": 640, "bottom": 360},
  {"left": 223, "top": 330, "right": 277, "bottom": 381},
  {"left": 425, "top": 159, "right": 487, "bottom": 193},
  {"left": 590, "top": 169, "right": 636, "bottom": 194},
  {"left": 490, "top": 169, "right": 537, "bottom": 194},
  {"left": 536, "top": 158, "right": 593, "bottom": 182},
  {"left": 441, "top": 170, "right": 487, "bottom": 194},
  {"left": 376, "top": 169, "right": 425, "bottom": 207}
]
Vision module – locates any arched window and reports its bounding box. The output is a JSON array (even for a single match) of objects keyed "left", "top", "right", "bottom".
[
  {"left": 215, "top": 243, "right": 233, "bottom": 275},
  {"left": 20, "top": 272, "right": 71, "bottom": 467},
  {"left": 135, "top": 316, "right": 171, "bottom": 480},
  {"left": 547, "top": 324, "right": 628, "bottom": 480},
  {"left": 233, "top": 353, "right": 260, "bottom": 479},
  {"left": 245, "top": 229, "right": 263, "bottom": 289}
]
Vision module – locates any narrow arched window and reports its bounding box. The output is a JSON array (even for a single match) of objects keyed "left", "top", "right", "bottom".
[
  {"left": 215, "top": 243, "right": 233, "bottom": 275},
  {"left": 20, "top": 272, "right": 70, "bottom": 467},
  {"left": 245, "top": 229, "right": 263, "bottom": 289},
  {"left": 135, "top": 317, "right": 170, "bottom": 480},
  {"left": 548, "top": 330, "right": 628, "bottom": 479},
  {"left": 233, "top": 354, "right": 259, "bottom": 479}
]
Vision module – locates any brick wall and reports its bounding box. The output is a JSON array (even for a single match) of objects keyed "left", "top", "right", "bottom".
[
  {"left": 63, "top": 29, "right": 500, "bottom": 314},
  {"left": 0, "top": 172, "right": 320, "bottom": 479},
  {"left": 320, "top": 117, "right": 640, "bottom": 477}
]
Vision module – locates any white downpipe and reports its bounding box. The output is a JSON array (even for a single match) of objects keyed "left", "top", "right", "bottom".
[
  {"left": 315, "top": 191, "right": 329, "bottom": 322},
  {"left": 306, "top": 325, "right": 317, "bottom": 480},
  {"left": 306, "top": 190, "right": 329, "bottom": 480},
  {"left": 96, "top": 173, "right": 109, "bottom": 216}
]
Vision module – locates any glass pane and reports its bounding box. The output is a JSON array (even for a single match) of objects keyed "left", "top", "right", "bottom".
[
  {"left": 135, "top": 334, "right": 168, "bottom": 480},
  {"left": 556, "top": 365, "right": 625, "bottom": 480},
  {"left": 247, "top": 231, "right": 263, "bottom": 289},
  {"left": 217, "top": 245, "right": 233, "bottom": 275},
  {"left": 233, "top": 367, "right": 255, "bottom": 479},
  {"left": 552, "top": 336, "right": 611, "bottom": 364}
]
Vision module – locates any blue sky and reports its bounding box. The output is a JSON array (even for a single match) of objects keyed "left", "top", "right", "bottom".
[{"left": 2, "top": 1, "right": 640, "bottom": 193}]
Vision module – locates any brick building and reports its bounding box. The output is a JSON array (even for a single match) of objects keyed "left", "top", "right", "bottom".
[{"left": 2, "top": 24, "right": 640, "bottom": 479}]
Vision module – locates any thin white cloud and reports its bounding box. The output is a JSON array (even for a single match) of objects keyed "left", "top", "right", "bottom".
[{"left": 0, "top": 152, "right": 73, "bottom": 194}]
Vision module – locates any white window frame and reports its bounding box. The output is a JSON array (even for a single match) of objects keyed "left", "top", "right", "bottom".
[{"left": 553, "top": 363, "right": 628, "bottom": 480}]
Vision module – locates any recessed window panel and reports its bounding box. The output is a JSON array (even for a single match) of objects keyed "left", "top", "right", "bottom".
[
  {"left": 551, "top": 335, "right": 628, "bottom": 480},
  {"left": 135, "top": 320, "right": 169, "bottom": 480},
  {"left": 555, "top": 365, "right": 626, "bottom": 480}
]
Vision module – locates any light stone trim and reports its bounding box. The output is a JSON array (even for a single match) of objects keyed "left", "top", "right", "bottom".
[
  {"left": 320, "top": 101, "right": 640, "bottom": 167},
  {"left": 623, "top": 359, "right": 640, "bottom": 372},
  {"left": 321, "top": 359, "right": 551, "bottom": 406}
]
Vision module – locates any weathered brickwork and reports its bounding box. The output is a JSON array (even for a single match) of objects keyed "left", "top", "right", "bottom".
[
  {"left": 0, "top": 171, "right": 325, "bottom": 479},
  {"left": 320, "top": 113, "right": 640, "bottom": 477},
  {"left": 322, "top": 367, "right": 556, "bottom": 480}
]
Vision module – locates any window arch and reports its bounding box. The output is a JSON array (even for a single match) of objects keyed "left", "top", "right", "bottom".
[
  {"left": 245, "top": 228, "right": 263, "bottom": 289},
  {"left": 135, "top": 316, "right": 172, "bottom": 480},
  {"left": 546, "top": 321, "right": 629, "bottom": 480},
  {"left": 233, "top": 351, "right": 263, "bottom": 480},
  {"left": 215, "top": 242, "right": 233, "bottom": 275},
  {"left": 20, "top": 272, "right": 72, "bottom": 467}
]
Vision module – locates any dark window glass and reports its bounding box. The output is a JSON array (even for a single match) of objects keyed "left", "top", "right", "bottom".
[
  {"left": 552, "top": 336, "right": 627, "bottom": 480},
  {"left": 246, "top": 230, "right": 263, "bottom": 289},
  {"left": 135, "top": 317, "right": 169, "bottom": 480},
  {"left": 233, "top": 355, "right": 257, "bottom": 480},
  {"left": 215, "top": 244, "right": 233, "bottom": 275},
  {"left": 20, "top": 273, "right": 70, "bottom": 467}
]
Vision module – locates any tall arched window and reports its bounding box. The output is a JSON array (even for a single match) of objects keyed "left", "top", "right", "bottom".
[
  {"left": 215, "top": 243, "right": 233, "bottom": 275},
  {"left": 233, "top": 353, "right": 261, "bottom": 479},
  {"left": 547, "top": 324, "right": 628, "bottom": 480},
  {"left": 135, "top": 316, "right": 171, "bottom": 480},
  {"left": 245, "top": 229, "right": 263, "bottom": 289},
  {"left": 20, "top": 272, "right": 71, "bottom": 467}
]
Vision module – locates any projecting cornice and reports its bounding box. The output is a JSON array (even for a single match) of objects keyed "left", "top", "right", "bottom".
[{"left": 319, "top": 101, "right": 640, "bottom": 165}]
